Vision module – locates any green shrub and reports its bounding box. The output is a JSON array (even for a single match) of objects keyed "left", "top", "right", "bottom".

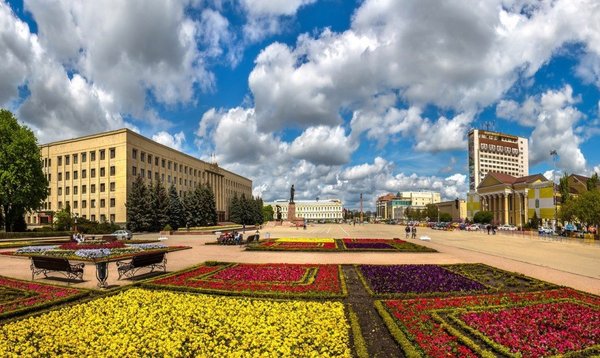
[{"left": 163, "top": 224, "right": 173, "bottom": 231}]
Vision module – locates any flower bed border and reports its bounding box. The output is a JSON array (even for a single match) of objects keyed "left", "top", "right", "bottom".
[
  {"left": 355, "top": 263, "right": 559, "bottom": 298},
  {"left": 246, "top": 238, "right": 437, "bottom": 253},
  {"left": 376, "top": 288, "right": 600, "bottom": 357},
  {"left": 142, "top": 262, "right": 348, "bottom": 299},
  {"left": 0, "top": 276, "right": 90, "bottom": 322},
  {"left": 3, "top": 245, "right": 191, "bottom": 262}
]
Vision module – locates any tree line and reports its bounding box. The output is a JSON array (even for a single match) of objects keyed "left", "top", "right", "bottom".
[
  {"left": 126, "top": 176, "right": 218, "bottom": 232},
  {"left": 228, "top": 193, "right": 264, "bottom": 226},
  {"left": 558, "top": 172, "right": 600, "bottom": 230}
]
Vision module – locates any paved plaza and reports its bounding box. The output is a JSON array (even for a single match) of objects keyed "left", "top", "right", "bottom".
[{"left": 0, "top": 224, "right": 598, "bottom": 294}]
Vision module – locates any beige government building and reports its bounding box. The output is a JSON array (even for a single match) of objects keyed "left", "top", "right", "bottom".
[
  {"left": 264, "top": 199, "right": 343, "bottom": 222},
  {"left": 27, "top": 129, "right": 252, "bottom": 227}
]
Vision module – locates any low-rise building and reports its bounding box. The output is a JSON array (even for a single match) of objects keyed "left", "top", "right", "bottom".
[
  {"left": 265, "top": 199, "right": 343, "bottom": 221},
  {"left": 375, "top": 191, "right": 441, "bottom": 221},
  {"left": 436, "top": 199, "right": 467, "bottom": 222}
]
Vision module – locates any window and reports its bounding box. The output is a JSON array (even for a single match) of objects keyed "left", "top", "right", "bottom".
[
  {"left": 148, "top": 154, "right": 152, "bottom": 164},
  {"left": 100, "top": 199, "right": 105, "bottom": 208},
  {"left": 132, "top": 149, "right": 137, "bottom": 159},
  {"left": 109, "top": 182, "right": 116, "bottom": 192},
  {"left": 110, "top": 214, "right": 115, "bottom": 222},
  {"left": 58, "top": 172, "right": 62, "bottom": 181},
  {"left": 100, "top": 183, "right": 105, "bottom": 192},
  {"left": 168, "top": 161, "right": 172, "bottom": 170},
  {"left": 132, "top": 166, "right": 137, "bottom": 176},
  {"left": 65, "top": 187, "right": 70, "bottom": 195},
  {"left": 162, "top": 159, "right": 165, "bottom": 168},
  {"left": 110, "top": 148, "right": 115, "bottom": 159},
  {"left": 73, "top": 201, "right": 78, "bottom": 209},
  {"left": 110, "top": 198, "right": 115, "bottom": 207},
  {"left": 179, "top": 178, "right": 182, "bottom": 185},
  {"left": 82, "top": 169, "right": 87, "bottom": 179},
  {"left": 58, "top": 201, "right": 63, "bottom": 209},
  {"left": 168, "top": 175, "right": 171, "bottom": 183},
  {"left": 73, "top": 154, "right": 78, "bottom": 164},
  {"left": 73, "top": 186, "right": 78, "bottom": 195},
  {"left": 82, "top": 185, "right": 87, "bottom": 194},
  {"left": 148, "top": 170, "right": 152, "bottom": 180},
  {"left": 91, "top": 215, "right": 96, "bottom": 221},
  {"left": 82, "top": 152, "right": 87, "bottom": 162},
  {"left": 65, "top": 172, "right": 70, "bottom": 180},
  {"left": 155, "top": 157, "right": 159, "bottom": 166},
  {"left": 73, "top": 171, "right": 78, "bottom": 180},
  {"left": 110, "top": 166, "right": 115, "bottom": 176},
  {"left": 155, "top": 172, "right": 159, "bottom": 181},
  {"left": 174, "top": 163, "right": 177, "bottom": 171},
  {"left": 100, "top": 149, "right": 105, "bottom": 160},
  {"left": 48, "top": 187, "right": 51, "bottom": 196},
  {"left": 184, "top": 166, "right": 188, "bottom": 175},
  {"left": 141, "top": 152, "right": 146, "bottom": 162},
  {"left": 65, "top": 155, "right": 70, "bottom": 165},
  {"left": 90, "top": 151, "right": 96, "bottom": 161},
  {"left": 91, "top": 168, "right": 96, "bottom": 178},
  {"left": 91, "top": 184, "right": 96, "bottom": 193},
  {"left": 91, "top": 199, "right": 96, "bottom": 208},
  {"left": 48, "top": 158, "right": 51, "bottom": 167},
  {"left": 58, "top": 187, "right": 62, "bottom": 195},
  {"left": 161, "top": 173, "right": 165, "bottom": 181},
  {"left": 141, "top": 170, "right": 145, "bottom": 178},
  {"left": 100, "top": 167, "right": 105, "bottom": 177},
  {"left": 58, "top": 156, "right": 62, "bottom": 166},
  {"left": 100, "top": 214, "right": 106, "bottom": 222},
  {"left": 82, "top": 200, "right": 87, "bottom": 208}
]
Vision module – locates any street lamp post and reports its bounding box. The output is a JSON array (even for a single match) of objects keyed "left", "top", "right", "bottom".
[
  {"left": 73, "top": 213, "right": 79, "bottom": 233},
  {"left": 550, "top": 150, "right": 558, "bottom": 231}
]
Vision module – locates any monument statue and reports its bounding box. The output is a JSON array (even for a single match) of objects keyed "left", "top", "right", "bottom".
[
  {"left": 276, "top": 205, "right": 282, "bottom": 221},
  {"left": 290, "top": 185, "right": 295, "bottom": 203}
]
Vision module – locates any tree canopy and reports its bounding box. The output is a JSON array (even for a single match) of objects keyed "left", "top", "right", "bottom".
[
  {"left": 473, "top": 211, "right": 493, "bottom": 224},
  {"left": 0, "top": 109, "right": 48, "bottom": 231}
]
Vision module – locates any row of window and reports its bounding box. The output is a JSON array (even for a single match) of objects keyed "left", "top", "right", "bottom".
[
  {"left": 51, "top": 148, "right": 116, "bottom": 167},
  {"left": 57, "top": 198, "right": 116, "bottom": 210},
  {"left": 54, "top": 167, "right": 116, "bottom": 181},
  {"left": 480, "top": 143, "right": 519, "bottom": 155},
  {"left": 55, "top": 182, "right": 116, "bottom": 196}
]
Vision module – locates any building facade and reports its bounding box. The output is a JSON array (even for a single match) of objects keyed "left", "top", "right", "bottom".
[
  {"left": 468, "top": 129, "right": 528, "bottom": 191},
  {"left": 28, "top": 129, "right": 252, "bottom": 226},
  {"left": 375, "top": 191, "right": 441, "bottom": 220},
  {"left": 265, "top": 199, "right": 343, "bottom": 221},
  {"left": 436, "top": 199, "right": 467, "bottom": 222},
  {"left": 476, "top": 172, "right": 554, "bottom": 227}
]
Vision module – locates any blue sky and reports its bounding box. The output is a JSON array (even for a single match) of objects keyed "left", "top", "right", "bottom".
[{"left": 1, "top": 0, "right": 599, "bottom": 210}]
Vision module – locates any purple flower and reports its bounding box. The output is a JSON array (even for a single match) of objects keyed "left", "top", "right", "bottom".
[
  {"left": 345, "top": 242, "right": 392, "bottom": 249},
  {"left": 360, "top": 265, "right": 486, "bottom": 294}
]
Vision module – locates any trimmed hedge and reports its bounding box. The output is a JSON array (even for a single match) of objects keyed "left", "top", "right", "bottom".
[{"left": 0, "top": 231, "right": 71, "bottom": 240}]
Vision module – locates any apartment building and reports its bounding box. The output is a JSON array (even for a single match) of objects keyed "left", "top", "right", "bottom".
[{"left": 28, "top": 129, "right": 252, "bottom": 226}]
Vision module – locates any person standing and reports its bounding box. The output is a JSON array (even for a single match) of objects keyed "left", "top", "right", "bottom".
[
  {"left": 411, "top": 225, "right": 417, "bottom": 239},
  {"left": 405, "top": 225, "right": 411, "bottom": 239}
]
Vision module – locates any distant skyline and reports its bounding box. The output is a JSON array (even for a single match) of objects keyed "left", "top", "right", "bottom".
[{"left": 2, "top": 0, "right": 599, "bottom": 210}]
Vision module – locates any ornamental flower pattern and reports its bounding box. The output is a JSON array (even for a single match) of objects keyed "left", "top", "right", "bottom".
[
  {"left": 380, "top": 288, "right": 600, "bottom": 357},
  {"left": 148, "top": 263, "right": 345, "bottom": 298},
  {"left": 0, "top": 289, "right": 352, "bottom": 357},
  {"left": 360, "top": 265, "right": 486, "bottom": 294},
  {"left": 248, "top": 238, "right": 435, "bottom": 252}
]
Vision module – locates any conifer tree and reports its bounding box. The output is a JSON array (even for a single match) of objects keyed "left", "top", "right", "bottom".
[
  {"left": 126, "top": 176, "right": 151, "bottom": 231},
  {"left": 229, "top": 193, "right": 241, "bottom": 224},
  {"left": 150, "top": 180, "right": 169, "bottom": 231},
  {"left": 167, "top": 184, "right": 184, "bottom": 229},
  {"left": 201, "top": 184, "right": 218, "bottom": 226}
]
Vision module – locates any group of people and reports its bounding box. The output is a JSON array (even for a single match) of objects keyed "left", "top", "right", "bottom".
[
  {"left": 486, "top": 224, "right": 498, "bottom": 235},
  {"left": 404, "top": 225, "right": 417, "bottom": 239},
  {"left": 71, "top": 233, "right": 85, "bottom": 243},
  {"left": 217, "top": 231, "right": 244, "bottom": 245}
]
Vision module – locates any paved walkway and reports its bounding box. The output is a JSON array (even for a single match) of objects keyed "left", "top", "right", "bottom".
[{"left": 0, "top": 224, "right": 598, "bottom": 294}]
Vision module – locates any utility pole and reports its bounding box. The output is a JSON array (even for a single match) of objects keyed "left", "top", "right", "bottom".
[
  {"left": 550, "top": 150, "right": 558, "bottom": 231},
  {"left": 360, "top": 193, "right": 363, "bottom": 224}
]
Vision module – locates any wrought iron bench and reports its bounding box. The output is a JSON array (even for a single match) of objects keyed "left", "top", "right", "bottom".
[
  {"left": 116, "top": 252, "right": 166, "bottom": 279},
  {"left": 30, "top": 256, "right": 85, "bottom": 282}
]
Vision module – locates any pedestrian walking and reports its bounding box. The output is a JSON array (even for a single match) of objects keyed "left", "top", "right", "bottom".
[
  {"left": 405, "top": 225, "right": 410, "bottom": 239},
  {"left": 411, "top": 226, "right": 417, "bottom": 239}
]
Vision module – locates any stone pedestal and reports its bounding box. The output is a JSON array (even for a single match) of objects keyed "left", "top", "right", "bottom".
[{"left": 287, "top": 203, "right": 296, "bottom": 220}]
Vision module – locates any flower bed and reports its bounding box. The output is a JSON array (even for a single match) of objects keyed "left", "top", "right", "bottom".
[
  {"left": 9, "top": 243, "right": 190, "bottom": 261},
  {"left": 246, "top": 238, "right": 436, "bottom": 252},
  {"left": 0, "top": 276, "right": 87, "bottom": 320},
  {"left": 376, "top": 288, "right": 600, "bottom": 357},
  {"left": 357, "top": 263, "right": 559, "bottom": 298},
  {"left": 0, "top": 288, "right": 352, "bottom": 357},
  {"left": 145, "top": 262, "right": 346, "bottom": 298}
]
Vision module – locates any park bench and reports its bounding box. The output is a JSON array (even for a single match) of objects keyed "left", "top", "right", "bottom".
[
  {"left": 245, "top": 234, "right": 260, "bottom": 244},
  {"left": 30, "top": 256, "right": 85, "bottom": 282},
  {"left": 116, "top": 252, "right": 166, "bottom": 279}
]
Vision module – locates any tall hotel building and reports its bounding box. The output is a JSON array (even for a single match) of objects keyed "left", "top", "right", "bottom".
[
  {"left": 28, "top": 129, "right": 252, "bottom": 226},
  {"left": 468, "top": 129, "right": 528, "bottom": 191}
]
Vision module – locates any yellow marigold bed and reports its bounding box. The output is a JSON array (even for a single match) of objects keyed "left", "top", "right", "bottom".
[
  {"left": 0, "top": 288, "right": 351, "bottom": 357},
  {"left": 276, "top": 237, "right": 335, "bottom": 243}
]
